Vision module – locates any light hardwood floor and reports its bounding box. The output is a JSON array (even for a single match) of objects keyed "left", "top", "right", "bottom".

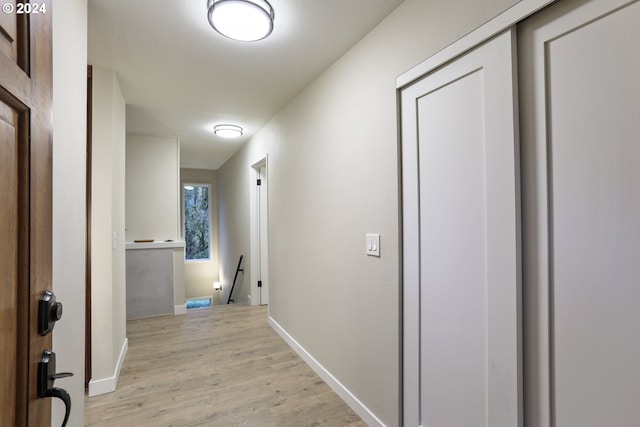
[{"left": 85, "top": 303, "right": 366, "bottom": 426}]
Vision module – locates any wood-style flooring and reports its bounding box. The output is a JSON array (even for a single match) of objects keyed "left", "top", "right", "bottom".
[{"left": 85, "top": 303, "right": 366, "bottom": 426}]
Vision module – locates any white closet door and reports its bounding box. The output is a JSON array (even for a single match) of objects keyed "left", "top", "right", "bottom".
[
  {"left": 402, "top": 29, "right": 521, "bottom": 427},
  {"left": 519, "top": 1, "right": 640, "bottom": 426}
]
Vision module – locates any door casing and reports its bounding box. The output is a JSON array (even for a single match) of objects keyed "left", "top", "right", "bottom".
[{"left": 250, "top": 156, "right": 270, "bottom": 306}]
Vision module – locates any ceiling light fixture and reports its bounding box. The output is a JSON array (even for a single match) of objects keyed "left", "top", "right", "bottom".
[
  {"left": 207, "top": 0, "right": 275, "bottom": 42},
  {"left": 214, "top": 124, "right": 243, "bottom": 138}
]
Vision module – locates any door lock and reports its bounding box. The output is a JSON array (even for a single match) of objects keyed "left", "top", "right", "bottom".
[
  {"left": 38, "top": 349, "right": 73, "bottom": 427},
  {"left": 39, "top": 290, "right": 63, "bottom": 335}
]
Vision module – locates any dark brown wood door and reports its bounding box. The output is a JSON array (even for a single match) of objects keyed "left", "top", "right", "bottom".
[{"left": 0, "top": 1, "right": 53, "bottom": 426}]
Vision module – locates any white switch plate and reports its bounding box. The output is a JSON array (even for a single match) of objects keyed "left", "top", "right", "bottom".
[{"left": 366, "top": 234, "right": 380, "bottom": 257}]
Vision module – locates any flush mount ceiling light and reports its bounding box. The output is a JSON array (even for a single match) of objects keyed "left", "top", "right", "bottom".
[
  {"left": 214, "top": 124, "right": 243, "bottom": 138},
  {"left": 207, "top": 0, "right": 275, "bottom": 42}
]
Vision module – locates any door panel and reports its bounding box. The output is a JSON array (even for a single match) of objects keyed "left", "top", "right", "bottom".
[
  {"left": 519, "top": 1, "right": 640, "bottom": 425},
  {"left": 0, "top": 0, "right": 17, "bottom": 60},
  {"left": 419, "top": 69, "right": 489, "bottom": 426},
  {"left": 0, "top": 101, "right": 20, "bottom": 427},
  {"left": 0, "top": 2, "right": 53, "bottom": 426},
  {"left": 402, "top": 29, "right": 521, "bottom": 427}
]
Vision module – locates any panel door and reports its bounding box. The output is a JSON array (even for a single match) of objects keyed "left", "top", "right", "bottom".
[
  {"left": 402, "top": 29, "right": 522, "bottom": 427},
  {"left": 519, "top": 0, "right": 640, "bottom": 425},
  {"left": 0, "top": 1, "right": 53, "bottom": 426}
]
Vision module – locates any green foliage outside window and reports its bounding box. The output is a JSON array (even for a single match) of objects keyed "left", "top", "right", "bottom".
[{"left": 184, "top": 185, "right": 210, "bottom": 260}]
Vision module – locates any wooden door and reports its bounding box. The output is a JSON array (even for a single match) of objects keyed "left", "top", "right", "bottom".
[
  {"left": 401, "top": 29, "right": 522, "bottom": 427},
  {"left": 519, "top": 0, "right": 640, "bottom": 425},
  {"left": 0, "top": 1, "right": 53, "bottom": 426}
]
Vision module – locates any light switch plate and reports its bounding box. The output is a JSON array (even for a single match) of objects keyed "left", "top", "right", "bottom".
[{"left": 366, "top": 234, "right": 380, "bottom": 257}]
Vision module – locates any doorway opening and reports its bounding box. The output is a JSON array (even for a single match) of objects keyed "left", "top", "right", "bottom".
[{"left": 250, "top": 157, "right": 269, "bottom": 306}]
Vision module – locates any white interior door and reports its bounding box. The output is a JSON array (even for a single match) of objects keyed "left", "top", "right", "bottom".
[
  {"left": 401, "top": 29, "right": 522, "bottom": 427},
  {"left": 519, "top": 1, "right": 640, "bottom": 425}
]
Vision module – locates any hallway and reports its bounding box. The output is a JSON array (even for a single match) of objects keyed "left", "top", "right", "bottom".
[{"left": 85, "top": 304, "right": 365, "bottom": 426}]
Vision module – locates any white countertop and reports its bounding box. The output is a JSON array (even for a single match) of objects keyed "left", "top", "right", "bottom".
[{"left": 125, "top": 240, "right": 185, "bottom": 250}]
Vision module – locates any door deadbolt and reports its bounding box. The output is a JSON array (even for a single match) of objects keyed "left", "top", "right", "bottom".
[{"left": 39, "top": 290, "right": 63, "bottom": 336}]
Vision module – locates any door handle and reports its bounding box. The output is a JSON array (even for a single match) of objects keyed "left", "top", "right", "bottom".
[
  {"left": 39, "top": 290, "right": 63, "bottom": 335},
  {"left": 38, "top": 349, "right": 73, "bottom": 427}
]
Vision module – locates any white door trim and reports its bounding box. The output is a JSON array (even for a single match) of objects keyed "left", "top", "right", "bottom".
[
  {"left": 249, "top": 156, "right": 269, "bottom": 306},
  {"left": 396, "top": 0, "right": 557, "bottom": 89}
]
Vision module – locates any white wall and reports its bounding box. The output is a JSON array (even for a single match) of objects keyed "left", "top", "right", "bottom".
[
  {"left": 217, "top": 0, "right": 519, "bottom": 425},
  {"left": 126, "top": 134, "right": 180, "bottom": 242},
  {"left": 172, "top": 247, "right": 186, "bottom": 311},
  {"left": 52, "top": 1, "right": 87, "bottom": 425},
  {"left": 217, "top": 152, "right": 250, "bottom": 304},
  {"left": 180, "top": 168, "right": 220, "bottom": 300},
  {"left": 89, "top": 66, "right": 128, "bottom": 396}
]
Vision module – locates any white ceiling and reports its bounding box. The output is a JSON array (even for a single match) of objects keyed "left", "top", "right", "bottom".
[{"left": 88, "top": 0, "right": 404, "bottom": 169}]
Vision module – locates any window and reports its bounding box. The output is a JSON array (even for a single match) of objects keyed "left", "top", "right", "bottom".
[{"left": 183, "top": 184, "right": 211, "bottom": 261}]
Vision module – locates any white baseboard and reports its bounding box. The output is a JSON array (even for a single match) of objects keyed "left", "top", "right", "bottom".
[
  {"left": 174, "top": 304, "right": 187, "bottom": 315},
  {"left": 268, "top": 317, "right": 385, "bottom": 427},
  {"left": 88, "top": 338, "right": 128, "bottom": 397}
]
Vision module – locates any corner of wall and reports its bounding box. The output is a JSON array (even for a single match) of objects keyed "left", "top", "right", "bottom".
[
  {"left": 217, "top": 148, "right": 252, "bottom": 305},
  {"left": 268, "top": 317, "right": 386, "bottom": 427},
  {"left": 51, "top": 0, "right": 89, "bottom": 425},
  {"left": 89, "top": 65, "right": 128, "bottom": 396},
  {"left": 173, "top": 247, "right": 186, "bottom": 310},
  {"left": 88, "top": 338, "right": 128, "bottom": 397}
]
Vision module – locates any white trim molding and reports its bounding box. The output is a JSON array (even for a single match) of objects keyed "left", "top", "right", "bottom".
[
  {"left": 88, "top": 338, "right": 128, "bottom": 397},
  {"left": 249, "top": 155, "right": 268, "bottom": 306},
  {"left": 396, "top": 0, "right": 557, "bottom": 89},
  {"left": 269, "top": 317, "right": 386, "bottom": 427},
  {"left": 174, "top": 304, "right": 187, "bottom": 315}
]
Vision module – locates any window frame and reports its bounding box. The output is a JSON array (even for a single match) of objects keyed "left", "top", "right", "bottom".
[{"left": 182, "top": 182, "right": 212, "bottom": 262}]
